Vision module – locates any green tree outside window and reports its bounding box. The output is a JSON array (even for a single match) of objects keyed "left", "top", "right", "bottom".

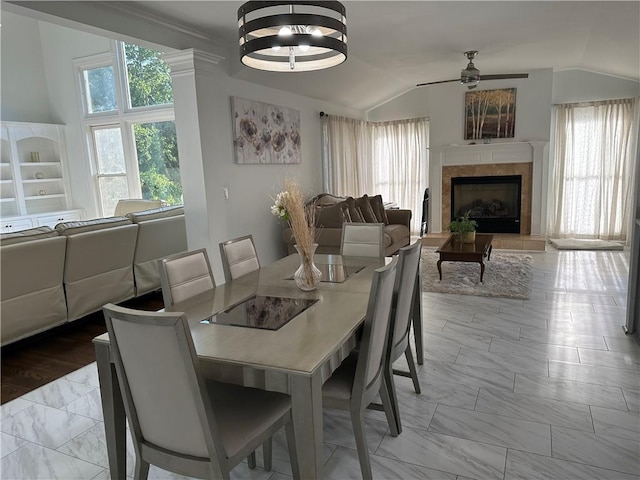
[{"left": 125, "top": 43, "right": 182, "bottom": 205}]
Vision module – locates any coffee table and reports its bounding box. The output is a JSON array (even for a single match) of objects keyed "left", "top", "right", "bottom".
[{"left": 436, "top": 234, "right": 493, "bottom": 283}]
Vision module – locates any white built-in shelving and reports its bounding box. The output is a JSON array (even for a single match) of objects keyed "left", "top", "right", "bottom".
[{"left": 0, "top": 122, "right": 83, "bottom": 232}]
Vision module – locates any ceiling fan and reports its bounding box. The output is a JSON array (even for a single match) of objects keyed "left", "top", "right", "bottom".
[{"left": 416, "top": 51, "right": 529, "bottom": 89}]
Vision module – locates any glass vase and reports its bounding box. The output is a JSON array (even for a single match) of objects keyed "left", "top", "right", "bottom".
[{"left": 293, "top": 243, "right": 322, "bottom": 291}]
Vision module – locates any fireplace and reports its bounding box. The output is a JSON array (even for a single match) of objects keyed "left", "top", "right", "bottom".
[{"left": 451, "top": 175, "right": 522, "bottom": 234}]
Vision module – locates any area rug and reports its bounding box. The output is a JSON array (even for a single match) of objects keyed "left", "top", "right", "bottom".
[
  {"left": 549, "top": 238, "right": 624, "bottom": 251},
  {"left": 421, "top": 249, "right": 533, "bottom": 300}
]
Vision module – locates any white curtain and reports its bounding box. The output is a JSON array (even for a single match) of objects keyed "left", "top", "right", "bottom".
[
  {"left": 322, "top": 115, "right": 428, "bottom": 234},
  {"left": 549, "top": 98, "right": 638, "bottom": 241}
]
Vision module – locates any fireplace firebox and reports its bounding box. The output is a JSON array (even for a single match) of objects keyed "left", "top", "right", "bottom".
[{"left": 451, "top": 175, "right": 522, "bottom": 234}]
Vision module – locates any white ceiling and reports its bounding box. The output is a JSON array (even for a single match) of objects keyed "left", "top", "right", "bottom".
[{"left": 8, "top": 1, "right": 640, "bottom": 111}]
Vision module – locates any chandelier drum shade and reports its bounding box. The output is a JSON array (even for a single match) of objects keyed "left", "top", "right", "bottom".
[{"left": 238, "top": 1, "right": 347, "bottom": 72}]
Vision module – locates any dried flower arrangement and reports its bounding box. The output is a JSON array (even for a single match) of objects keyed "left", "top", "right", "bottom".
[{"left": 271, "top": 179, "right": 320, "bottom": 289}]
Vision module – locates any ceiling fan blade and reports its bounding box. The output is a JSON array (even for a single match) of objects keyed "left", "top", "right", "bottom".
[
  {"left": 479, "top": 73, "right": 529, "bottom": 80},
  {"left": 416, "top": 78, "right": 459, "bottom": 87}
]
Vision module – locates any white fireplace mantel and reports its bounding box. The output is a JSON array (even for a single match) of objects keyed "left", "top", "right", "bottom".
[{"left": 428, "top": 141, "right": 549, "bottom": 235}]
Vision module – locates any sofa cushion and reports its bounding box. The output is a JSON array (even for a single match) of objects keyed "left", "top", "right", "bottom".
[
  {"left": 344, "top": 197, "right": 365, "bottom": 223},
  {"left": 311, "top": 193, "right": 345, "bottom": 207},
  {"left": 127, "top": 205, "right": 184, "bottom": 223},
  {"left": 316, "top": 201, "right": 349, "bottom": 228},
  {"left": 355, "top": 195, "right": 378, "bottom": 223},
  {"left": 385, "top": 223, "right": 410, "bottom": 245},
  {"left": 0, "top": 226, "right": 59, "bottom": 246},
  {"left": 369, "top": 194, "right": 389, "bottom": 224},
  {"left": 55, "top": 217, "right": 132, "bottom": 235}
]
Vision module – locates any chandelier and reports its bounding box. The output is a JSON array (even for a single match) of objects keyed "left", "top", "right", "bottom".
[{"left": 238, "top": 1, "right": 347, "bottom": 72}]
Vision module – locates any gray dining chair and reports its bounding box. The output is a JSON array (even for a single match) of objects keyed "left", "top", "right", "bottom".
[
  {"left": 219, "top": 234, "right": 260, "bottom": 282},
  {"left": 382, "top": 239, "right": 423, "bottom": 434},
  {"left": 322, "top": 257, "right": 399, "bottom": 480},
  {"left": 157, "top": 248, "right": 269, "bottom": 469},
  {"left": 158, "top": 248, "right": 215, "bottom": 307},
  {"left": 102, "top": 304, "right": 300, "bottom": 480},
  {"left": 340, "top": 223, "right": 385, "bottom": 259}
]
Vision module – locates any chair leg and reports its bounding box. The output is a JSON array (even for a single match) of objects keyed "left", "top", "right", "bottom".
[
  {"left": 382, "top": 361, "right": 400, "bottom": 435},
  {"left": 247, "top": 451, "right": 256, "bottom": 469},
  {"left": 262, "top": 439, "right": 273, "bottom": 471},
  {"left": 284, "top": 417, "right": 301, "bottom": 480},
  {"left": 350, "top": 408, "right": 373, "bottom": 480},
  {"left": 133, "top": 459, "right": 150, "bottom": 480},
  {"left": 404, "top": 346, "right": 421, "bottom": 394},
  {"left": 380, "top": 371, "right": 401, "bottom": 436}
]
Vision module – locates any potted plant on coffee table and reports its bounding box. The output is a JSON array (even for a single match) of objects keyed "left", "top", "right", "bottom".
[{"left": 447, "top": 210, "right": 478, "bottom": 244}]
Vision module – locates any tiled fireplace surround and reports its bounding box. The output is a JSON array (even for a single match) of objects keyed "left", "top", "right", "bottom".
[
  {"left": 442, "top": 162, "right": 533, "bottom": 235},
  {"left": 427, "top": 141, "right": 548, "bottom": 250}
]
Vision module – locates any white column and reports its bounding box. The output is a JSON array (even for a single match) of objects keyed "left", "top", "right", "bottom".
[
  {"left": 530, "top": 141, "right": 548, "bottom": 235},
  {"left": 429, "top": 147, "right": 443, "bottom": 233},
  {"left": 163, "top": 49, "right": 228, "bottom": 279}
]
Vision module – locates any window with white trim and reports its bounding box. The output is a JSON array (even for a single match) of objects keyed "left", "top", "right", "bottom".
[{"left": 76, "top": 41, "right": 182, "bottom": 216}]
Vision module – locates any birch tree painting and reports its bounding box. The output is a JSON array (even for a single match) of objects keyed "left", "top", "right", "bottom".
[{"left": 464, "top": 88, "right": 516, "bottom": 140}]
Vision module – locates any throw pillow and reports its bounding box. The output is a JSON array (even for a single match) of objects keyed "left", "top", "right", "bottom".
[
  {"left": 355, "top": 195, "right": 378, "bottom": 223},
  {"left": 369, "top": 194, "right": 389, "bottom": 224},
  {"left": 315, "top": 201, "right": 349, "bottom": 228},
  {"left": 345, "top": 197, "right": 365, "bottom": 223}
]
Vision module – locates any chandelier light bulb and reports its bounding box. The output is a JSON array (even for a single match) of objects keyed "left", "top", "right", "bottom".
[
  {"left": 272, "top": 45, "right": 281, "bottom": 51},
  {"left": 298, "top": 44, "right": 310, "bottom": 52},
  {"left": 311, "top": 28, "right": 322, "bottom": 37},
  {"left": 278, "top": 26, "right": 292, "bottom": 36}
]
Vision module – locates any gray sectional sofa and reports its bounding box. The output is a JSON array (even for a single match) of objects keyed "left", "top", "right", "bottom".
[{"left": 0, "top": 205, "right": 187, "bottom": 346}]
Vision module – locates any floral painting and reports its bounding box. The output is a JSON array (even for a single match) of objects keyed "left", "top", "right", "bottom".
[
  {"left": 231, "top": 97, "right": 301, "bottom": 164},
  {"left": 464, "top": 88, "right": 516, "bottom": 140}
]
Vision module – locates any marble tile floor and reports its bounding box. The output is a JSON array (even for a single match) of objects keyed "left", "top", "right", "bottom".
[{"left": 1, "top": 247, "right": 638, "bottom": 479}]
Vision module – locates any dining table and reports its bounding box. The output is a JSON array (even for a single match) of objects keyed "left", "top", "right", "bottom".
[{"left": 93, "top": 252, "right": 423, "bottom": 480}]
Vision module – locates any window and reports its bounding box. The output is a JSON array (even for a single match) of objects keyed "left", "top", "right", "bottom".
[
  {"left": 76, "top": 42, "right": 182, "bottom": 216},
  {"left": 82, "top": 65, "right": 117, "bottom": 114},
  {"left": 550, "top": 98, "right": 636, "bottom": 240},
  {"left": 133, "top": 121, "right": 182, "bottom": 205},
  {"left": 321, "top": 116, "right": 428, "bottom": 234}
]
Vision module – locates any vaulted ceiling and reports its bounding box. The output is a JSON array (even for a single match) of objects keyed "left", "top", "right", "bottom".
[{"left": 6, "top": 1, "right": 640, "bottom": 111}]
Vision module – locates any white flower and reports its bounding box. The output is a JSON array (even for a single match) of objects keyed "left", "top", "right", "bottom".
[{"left": 270, "top": 190, "right": 290, "bottom": 221}]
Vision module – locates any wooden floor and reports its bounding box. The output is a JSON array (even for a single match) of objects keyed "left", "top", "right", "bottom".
[{"left": 0, "top": 291, "right": 164, "bottom": 404}]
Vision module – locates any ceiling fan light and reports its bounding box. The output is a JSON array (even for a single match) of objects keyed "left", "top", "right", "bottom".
[
  {"left": 238, "top": 1, "right": 348, "bottom": 72},
  {"left": 461, "top": 65, "right": 480, "bottom": 87}
]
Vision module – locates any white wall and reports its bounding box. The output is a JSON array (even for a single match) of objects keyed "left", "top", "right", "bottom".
[
  {"left": 1, "top": 12, "right": 53, "bottom": 123},
  {"left": 37, "top": 22, "right": 112, "bottom": 217},
  {"left": 368, "top": 69, "right": 554, "bottom": 147},
  {"left": 553, "top": 70, "right": 640, "bottom": 103},
  {"left": 216, "top": 80, "right": 358, "bottom": 266}
]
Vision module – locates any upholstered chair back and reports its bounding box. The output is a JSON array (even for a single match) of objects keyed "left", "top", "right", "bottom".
[
  {"left": 340, "top": 223, "right": 385, "bottom": 259},
  {"left": 356, "top": 257, "right": 397, "bottom": 388},
  {"left": 391, "top": 240, "right": 422, "bottom": 346},
  {"left": 219, "top": 235, "right": 260, "bottom": 282},
  {"left": 103, "top": 304, "right": 219, "bottom": 460},
  {"left": 158, "top": 249, "right": 215, "bottom": 307}
]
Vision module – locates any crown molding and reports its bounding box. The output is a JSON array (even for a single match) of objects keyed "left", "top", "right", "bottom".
[
  {"left": 163, "top": 49, "right": 225, "bottom": 78},
  {"left": 94, "top": 2, "right": 224, "bottom": 45}
]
